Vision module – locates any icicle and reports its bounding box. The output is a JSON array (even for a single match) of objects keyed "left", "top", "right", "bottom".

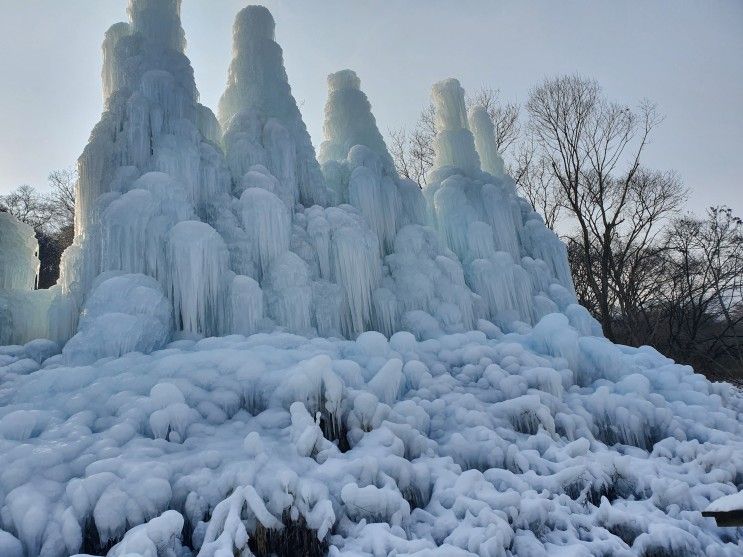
[
  {"left": 229, "top": 275, "right": 263, "bottom": 336},
  {"left": 433, "top": 177, "right": 478, "bottom": 262},
  {"left": 467, "top": 221, "right": 498, "bottom": 262},
  {"left": 306, "top": 208, "right": 332, "bottom": 280},
  {"left": 522, "top": 217, "right": 575, "bottom": 294},
  {"left": 240, "top": 187, "right": 291, "bottom": 280},
  {"left": 166, "top": 221, "right": 229, "bottom": 337},
  {"left": 312, "top": 281, "right": 346, "bottom": 338},
  {"left": 100, "top": 172, "right": 193, "bottom": 283},
  {"left": 397, "top": 179, "right": 430, "bottom": 227},
  {"left": 467, "top": 253, "right": 535, "bottom": 325},
  {"left": 481, "top": 183, "right": 521, "bottom": 260},
  {"left": 326, "top": 208, "right": 382, "bottom": 337},
  {"left": 348, "top": 165, "right": 400, "bottom": 254}
]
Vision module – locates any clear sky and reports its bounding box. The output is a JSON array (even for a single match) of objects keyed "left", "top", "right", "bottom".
[{"left": 0, "top": 0, "right": 741, "bottom": 216}]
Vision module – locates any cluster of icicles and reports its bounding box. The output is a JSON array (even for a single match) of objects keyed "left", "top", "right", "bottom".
[{"left": 0, "top": 1, "right": 589, "bottom": 362}]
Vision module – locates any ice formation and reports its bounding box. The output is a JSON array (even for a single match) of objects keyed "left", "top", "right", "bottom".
[
  {"left": 0, "top": 1, "right": 741, "bottom": 556},
  {"left": 0, "top": 0, "right": 575, "bottom": 348},
  {"left": 0, "top": 212, "right": 38, "bottom": 292}
]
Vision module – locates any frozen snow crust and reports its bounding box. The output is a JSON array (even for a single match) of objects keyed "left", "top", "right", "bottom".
[
  {"left": 1, "top": 323, "right": 742, "bottom": 556},
  {"left": 1, "top": 1, "right": 743, "bottom": 555}
]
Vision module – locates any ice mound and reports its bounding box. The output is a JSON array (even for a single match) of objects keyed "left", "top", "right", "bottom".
[{"left": 1, "top": 324, "right": 742, "bottom": 556}]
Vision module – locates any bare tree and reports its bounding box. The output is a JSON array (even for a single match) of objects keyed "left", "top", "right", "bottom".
[
  {"left": 0, "top": 184, "right": 56, "bottom": 230},
  {"left": 48, "top": 168, "right": 76, "bottom": 230},
  {"left": 525, "top": 75, "right": 686, "bottom": 341},
  {"left": 510, "top": 139, "right": 562, "bottom": 230},
  {"left": 660, "top": 207, "right": 743, "bottom": 380},
  {"left": 0, "top": 169, "right": 77, "bottom": 288}
]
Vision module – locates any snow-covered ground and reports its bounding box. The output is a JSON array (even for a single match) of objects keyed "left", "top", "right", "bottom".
[{"left": 1, "top": 319, "right": 741, "bottom": 556}]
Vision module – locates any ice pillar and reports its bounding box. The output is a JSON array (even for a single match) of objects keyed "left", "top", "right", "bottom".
[
  {"left": 431, "top": 78, "right": 481, "bottom": 176},
  {"left": 469, "top": 105, "right": 506, "bottom": 178}
]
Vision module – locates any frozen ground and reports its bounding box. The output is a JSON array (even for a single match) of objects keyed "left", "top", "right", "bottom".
[{"left": 1, "top": 318, "right": 742, "bottom": 556}]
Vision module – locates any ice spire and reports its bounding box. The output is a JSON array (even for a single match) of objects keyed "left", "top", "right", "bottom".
[
  {"left": 219, "top": 5, "right": 328, "bottom": 205},
  {"left": 318, "top": 70, "right": 395, "bottom": 171},
  {"left": 431, "top": 78, "right": 481, "bottom": 176},
  {"left": 469, "top": 105, "right": 506, "bottom": 178}
]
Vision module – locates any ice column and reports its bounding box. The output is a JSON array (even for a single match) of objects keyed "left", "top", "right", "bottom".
[
  {"left": 318, "top": 70, "right": 408, "bottom": 253},
  {"left": 240, "top": 188, "right": 291, "bottom": 280},
  {"left": 76, "top": 0, "right": 199, "bottom": 238},
  {"left": 431, "top": 79, "right": 481, "bottom": 176},
  {"left": 229, "top": 275, "right": 264, "bottom": 336},
  {"left": 469, "top": 105, "right": 506, "bottom": 178}
]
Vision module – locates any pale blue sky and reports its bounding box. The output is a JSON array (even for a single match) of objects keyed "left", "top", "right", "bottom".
[{"left": 0, "top": 1, "right": 741, "bottom": 216}]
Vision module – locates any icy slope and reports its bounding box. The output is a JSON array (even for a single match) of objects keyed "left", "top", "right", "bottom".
[{"left": 0, "top": 320, "right": 741, "bottom": 556}]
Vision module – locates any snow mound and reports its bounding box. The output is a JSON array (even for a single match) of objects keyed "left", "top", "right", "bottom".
[{"left": 1, "top": 321, "right": 742, "bottom": 556}]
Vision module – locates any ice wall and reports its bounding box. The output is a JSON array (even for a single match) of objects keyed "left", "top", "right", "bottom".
[
  {"left": 431, "top": 78, "right": 481, "bottom": 176},
  {"left": 0, "top": 213, "right": 39, "bottom": 345},
  {"left": 0, "top": 213, "right": 77, "bottom": 345}
]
